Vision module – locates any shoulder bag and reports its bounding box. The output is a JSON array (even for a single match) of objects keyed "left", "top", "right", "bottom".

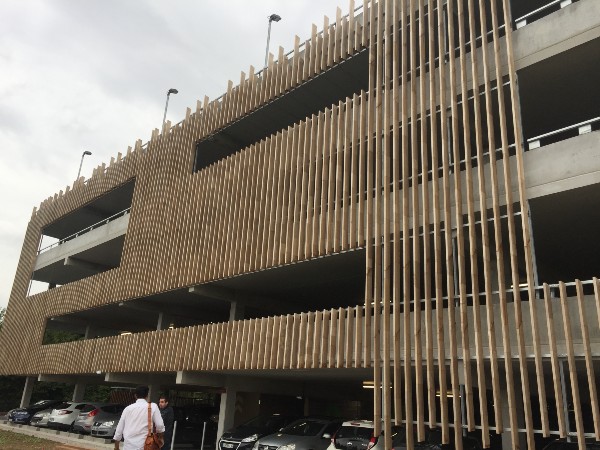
[{"left": 144, "top": 402, "right": 164, "bottom": 450}]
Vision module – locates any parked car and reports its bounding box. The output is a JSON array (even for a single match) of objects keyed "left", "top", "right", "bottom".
[
  {"left": 47, "top": 402, "right": 91, "bottom": 431},
  {"left": 328, "top": 420, "right": 378, "bottom": 450},
  {"left": 373, "top": 426, "right": 482, "bottom": 450},
  {"left": 219, "top": 414, "right": 301, "bottom": 450},
  {"left": 253, "top": 418, "right": 342, "bottom": 450},
  {"left": 73, "top": 403, "right": 123, "bottom": 434},
  {"left": 543, "top": 439, "right": 600, "bottom": 449},
  {"left": 29, "top": 408, "right": 55, "bottom": 428},
  {"left": 90, "top": 404, "right": 127, "bottom": 439},
  {"left": 7, "top": 400, "right": 64, "bottom": 425}
]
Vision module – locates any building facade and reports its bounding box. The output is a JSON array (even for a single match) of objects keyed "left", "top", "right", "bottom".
[{"left": 2, "top": 0, "right": 600, "bottom": 449}]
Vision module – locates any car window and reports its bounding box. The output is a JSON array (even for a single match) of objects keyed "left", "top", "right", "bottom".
[
  {"left": 55, "top": 402, "right": 70, "bottom": 410},
  {"left": 390, "top": 427, "right": 407, "bottom": 446},
  {"left": 102, "top": 405, "right": 125, "bottom": 414},
  {"left": 282, "top": 420, "right": 328, "bottom": 436},
  {"left": 74, "top": 404, "right": 87, "bottom": 410},
  {"left": 79, "top": 405, "right": 95, "bottom": 413},
  {"left": 355, "top": 427, "right": 373, "bottom": 440},
  {"left": 323, "top": 422, "right": 342, "bottom": 436}
]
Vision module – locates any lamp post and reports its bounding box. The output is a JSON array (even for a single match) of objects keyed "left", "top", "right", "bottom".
[
  {"left": 162, "top": 88, "right": 179, "bottom": 127},
  {"left": 76, "top": 150, "right": 92, "bottom": 180},
  {"left": 264, "top": 14, "right": 282, "bottom": 69}
]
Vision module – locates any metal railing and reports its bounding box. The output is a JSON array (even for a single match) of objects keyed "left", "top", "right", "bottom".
[
  {"left": 38, "top": 207, "right": 131, "bottom": 254},
  {"left": 514, "top": 0, "right": 576, "bottom": 29},
  {"left": 527, "top": 116, "right": 599, "bottom": 150}
]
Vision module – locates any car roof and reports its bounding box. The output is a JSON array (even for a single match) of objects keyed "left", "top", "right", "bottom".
[{"left": 341, "top": 420, "right": 375, "bottom": 428}]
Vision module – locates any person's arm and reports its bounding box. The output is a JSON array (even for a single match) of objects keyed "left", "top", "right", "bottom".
[
  {"left": 113, "top": 412, "right": 126, "bottom": 449},
  {"left": 166, "top": 407, "right": 175, "bottom": 429},
  {"left": 152, "top": 403, "right": 166, "bottom": 434}
]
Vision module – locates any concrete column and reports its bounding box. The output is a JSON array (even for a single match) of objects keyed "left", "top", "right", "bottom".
[
  {"left": 20, "top": 376, "right": 36, "bottom": 408},
  {"left": 157, "top": 312, "right": 169, "bottom": 331},
  {"left": 217, "top": 381, "right": 237, "bottom": 442},
  {"left": 229, "top": 300, "right": 245, "bottom": 322},
  {"left": 72, "top": 382, "right": 86, "bottom": 402},
  {"left": 84, "top": 324, "right": 96, "bottom": 339},
  {"left": 501, "top": 382, "right": 527, "bottom": 450},
  {"left": 148, "top": 384, "right": 161, "bottom": 403}
]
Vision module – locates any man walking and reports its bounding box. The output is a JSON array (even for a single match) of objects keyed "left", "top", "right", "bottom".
[
  {"left": 159, "top": 395, "right": 175, "bottom": 450},
  {"left": 114, "top": 385, "right": 165, "bottom": 450}
]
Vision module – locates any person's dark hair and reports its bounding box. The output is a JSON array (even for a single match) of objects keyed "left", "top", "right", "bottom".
[
  {"left": 159, "top": 394, "right": 170, "bottom": 403},
  {"left": 135, "top": 385, "right": 149, "bottom": 399}
]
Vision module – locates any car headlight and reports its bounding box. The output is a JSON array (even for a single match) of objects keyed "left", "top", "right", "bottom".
[
  {"left": 279, "top": 444, "right": 296, "bottom": 450},
  {"left": 103, "top": 421, "right": 115, "bottom": 427},
  {"left": 242, "top": 434, "right": 259, "bottom": 443}
]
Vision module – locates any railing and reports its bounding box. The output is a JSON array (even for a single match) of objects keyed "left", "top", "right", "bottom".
[
  {"left": 527, "top": 116, "right": 600, "bottom": 150},
  {"left": 514, "top": 0, "right": 577, "bottom": 29},
  {"left": 38, "top": 207, "right": 131, "bottom": 254}
]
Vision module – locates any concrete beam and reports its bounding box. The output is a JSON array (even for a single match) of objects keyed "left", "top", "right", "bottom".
[
  {"left": 189, "top": 285, "right": 234, "bottom": 302},
  {"left": 176, "top": 371, "right": 224, "bottom": 387},
  {"left": 176, "top": 372, "right": 303, "bottom": 396},
  {"left": 64, "top": 256, "right": 112, "bottom": 272},
  {"left": 104, "top": 372, "right": 175, "bottom": 386},
  {"left": 38, "top": 374, "right": 103, "bottom": 384}
]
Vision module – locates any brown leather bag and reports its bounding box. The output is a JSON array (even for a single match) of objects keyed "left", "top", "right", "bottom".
[{"left": 144, "top": 402, "right": 164, "bottom": 450}]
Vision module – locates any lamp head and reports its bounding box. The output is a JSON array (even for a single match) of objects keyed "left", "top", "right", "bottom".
[
  {"left": 168, "top": 88, "right": 179, "bottom": 95},
  {"left": 83, "top": 151, "right": 92, "bottom": 156},
  {"left": 268, "top": 14, "right": 281, "bottom": 22}
]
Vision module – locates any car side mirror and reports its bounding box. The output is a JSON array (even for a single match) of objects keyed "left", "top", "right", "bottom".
[{"left": 322, "top": 433, "right": 331, "bottom": 440}]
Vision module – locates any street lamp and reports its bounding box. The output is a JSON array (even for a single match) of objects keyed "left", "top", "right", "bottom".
[
  {"left": 76, "top": 150, "right": 92, "bottom": 180},
  {"left": 162, "top": 88, "right": 179, "bottom": 127},
  {"left": 264, "top": 13, "right": 282, "bottom": 69}
]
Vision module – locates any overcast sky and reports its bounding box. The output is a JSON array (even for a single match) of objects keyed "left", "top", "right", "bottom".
[{"left": 0, "top": 0, "right": 354, "bottom": 309}]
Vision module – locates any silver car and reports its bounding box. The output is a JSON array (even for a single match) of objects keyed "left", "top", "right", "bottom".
[
  {"left": 90, "top": 404, "right": 127, "bottom": 439},
  {"left": 253, "top": 418, "right": 342, "bottom": 450},
  {"left": 29, "top": 408, "right": 54, "bottom": 428}
]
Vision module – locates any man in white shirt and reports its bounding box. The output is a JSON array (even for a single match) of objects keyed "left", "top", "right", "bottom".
[{"left": 114, "top": 385, "right": 165, "bottom": 450}]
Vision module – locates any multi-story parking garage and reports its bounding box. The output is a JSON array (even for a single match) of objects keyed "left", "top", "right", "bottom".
[{"left": 1, "top": 0, "right": 600, "bottom": 448}]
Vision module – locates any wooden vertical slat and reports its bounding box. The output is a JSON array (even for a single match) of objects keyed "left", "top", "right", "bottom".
[
  {"left": 543, "top": 283, "right": 567, "bottom": 437},
  {"left": 575, "top": 280, "right": 600, "bottom": 439},
  {"left": 559, "top": 282, "right": 586, "bottom": 449}
]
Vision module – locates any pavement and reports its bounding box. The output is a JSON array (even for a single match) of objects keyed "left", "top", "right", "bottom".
[
  {"left": 1, "top": 421, "right": 200, "bottom": 449},
  {"left": 0, "top": 421, "right": 115, "bottom": 449}
]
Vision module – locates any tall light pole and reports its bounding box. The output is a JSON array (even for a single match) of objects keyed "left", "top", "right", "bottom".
[
  {"left": 76, "top": 151, "right": 92, "bottom": 180},
  {"left": 162, "top": 88, "right": 179, "bottom": 127},
  {"left": 264, "top": 14, "right": 281, "bottom": 69}
]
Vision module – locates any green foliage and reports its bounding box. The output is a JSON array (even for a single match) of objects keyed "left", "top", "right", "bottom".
[
  {"left": 31, "top": 382, "right": 74, "bottom": 404},
  {"left": 42, "top": 329, "right": 84, "bottom": 345},
  {"left": 84, "top": 384, "right": 112, "bottom": 402}
]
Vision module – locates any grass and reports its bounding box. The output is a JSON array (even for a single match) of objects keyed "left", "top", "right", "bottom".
[{"left": 0, "top": 428, "right": 87, "bottom": 449}]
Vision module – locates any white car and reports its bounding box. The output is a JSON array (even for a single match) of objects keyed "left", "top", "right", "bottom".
[
  {"left": 47, "top": 402, "right": 91, "bottom": 432},
  {"left": 326, "top": 420, "right": 378, "bottom": 450}
]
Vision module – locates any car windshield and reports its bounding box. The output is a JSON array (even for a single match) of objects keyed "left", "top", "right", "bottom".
[
  {"left": 101, "top": 405, "right": 125, "bottom": 414},
  {"left": 281, "top": 420, "right": 325, "bottom": 436},
  {"left": 31, "top": 400, "right": 48, "bottom": 407},
  {"left": 336, "top": 426, "right": 374, "bottom": 440},
  {"left": 54, "top": 402, "right": 71, "bottom": 410}
]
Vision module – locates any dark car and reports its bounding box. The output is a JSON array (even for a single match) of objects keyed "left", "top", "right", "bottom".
[
  {"left": 90, "top": 404, "right": 127, "bottom": 439},
  {"left": 389, "top": 427, "right": 482, "bottom": 450},
  {"left": 543, "top": 439, "right": 600, "bottom": 450},
  {"left": 7, "top": 400, "right": 64, "bottom": 425},
  {"left": 254, "top": 418, "right": 342, "bottom": 450},
  {"left": 219, "top": 414, "right": 301, "bottom": 450}
]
